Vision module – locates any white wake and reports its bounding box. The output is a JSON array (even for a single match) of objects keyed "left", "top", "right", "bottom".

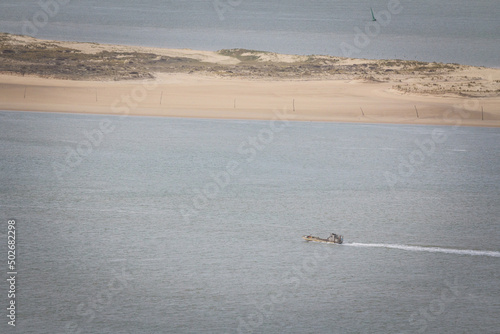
[{"left": 344, "top": 243, "right": 500, "bottom": 258}]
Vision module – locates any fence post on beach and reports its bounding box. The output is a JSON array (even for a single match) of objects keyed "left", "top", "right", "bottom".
[
  {"left": 481, "top": 106, "right": 484, "bottom": 120},
  {"left": 360, "top": 107, "right": 365, "bottom": 117},
  {"left": 293, "top": 99, "right": 295, "bottom": 112},
  {"left": 160, "top": 91, "right": 163, "bottom": 105},
  {"left": 95, "top": 88, "right": 98, "bottom": 102},
  {"left": 24, "top": 87, "right": 26, "bottom": 99},
  {"left": 414, "top": 105, "right": 419, "bottom": 118}
]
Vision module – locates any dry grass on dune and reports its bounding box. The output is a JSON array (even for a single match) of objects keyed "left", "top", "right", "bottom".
[{"left": 1, "top": 32, "right": 499, "bottom": 99}]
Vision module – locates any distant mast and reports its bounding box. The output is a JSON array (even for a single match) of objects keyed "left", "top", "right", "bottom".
[{"left": 371, "top": 8, "right": 377, "bottom": 21}]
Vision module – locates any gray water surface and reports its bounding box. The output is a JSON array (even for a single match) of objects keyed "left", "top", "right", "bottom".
[
  {"left": 0, "top": 0, "right": 499, "bottom": 67},
  {"left": 1, "top": 110, "right": 499, "bottom": 333}
]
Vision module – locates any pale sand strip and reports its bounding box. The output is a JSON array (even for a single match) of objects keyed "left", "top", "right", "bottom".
[{"left": 1, "top": 73, "right": 499, "bottom": 127}]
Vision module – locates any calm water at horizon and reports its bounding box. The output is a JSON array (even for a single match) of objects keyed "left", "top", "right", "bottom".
[
  {"left": 0, "top": 0, "right": 499, "bottom": 67},
  {"left": 1, "top": 110, "right": 499, "bottom": 333}
]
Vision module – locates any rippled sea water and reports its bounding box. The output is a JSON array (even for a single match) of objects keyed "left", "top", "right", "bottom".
[
  {"left": 0, "top": 0, "right": 499, "bottom": 67},
  {"left": 1, "top": 110, "right": 499, "bottom": 333}
]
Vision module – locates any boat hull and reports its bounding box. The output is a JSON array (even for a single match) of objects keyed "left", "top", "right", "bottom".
[{"left": 302, "top": 235, "right": 343, "bottom": 244}]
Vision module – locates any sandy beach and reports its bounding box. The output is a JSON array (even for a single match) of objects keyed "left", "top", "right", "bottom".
[{"left": 1, "top": 33, "right": 499, "bottom": 126}]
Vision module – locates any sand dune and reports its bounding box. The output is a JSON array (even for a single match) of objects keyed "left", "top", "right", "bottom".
[
  {"left": 1, "top": 73, "right": 498, "bottom": 127},
  {"left": 0, "top": 33, "right": 499, "bottom": 126}
]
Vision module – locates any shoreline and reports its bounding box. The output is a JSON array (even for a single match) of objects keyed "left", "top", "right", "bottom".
[
  {"left": 2, "top": 73, "right": 499, "bottom": 127},
  {"left": 1, "top": 33, "right": 499, "bottom": 127}
]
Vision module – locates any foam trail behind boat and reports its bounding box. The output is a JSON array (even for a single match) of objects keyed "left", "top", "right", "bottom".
[{"left": 345, "top": 243, "right": 500, "bottom": 258}]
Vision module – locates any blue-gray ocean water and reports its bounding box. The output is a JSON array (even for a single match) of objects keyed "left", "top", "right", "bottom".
[
  {"left": 1, "top": 1, "right": 500, "bottom": 332},
  {"left": 1, "top": 110, "right": 499, "bottom": 333},
  {"left": 0, "top": 0, "right": 499, "bottom": 67}
]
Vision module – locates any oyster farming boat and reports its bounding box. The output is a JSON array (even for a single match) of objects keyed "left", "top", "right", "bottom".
[{"left": 303, "top": 233, "right": 344, "bottom": 244}]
